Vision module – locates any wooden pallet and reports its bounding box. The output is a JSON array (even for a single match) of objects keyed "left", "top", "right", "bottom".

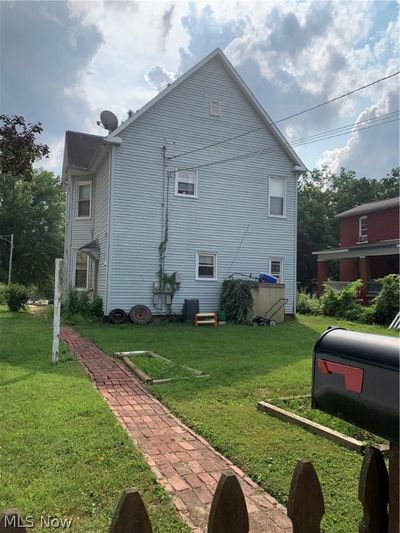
[{"left": 195, "top": 312, "right": 218, "bottom": 327}]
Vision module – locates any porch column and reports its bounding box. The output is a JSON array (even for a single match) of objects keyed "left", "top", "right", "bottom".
[
  {"left": 317, "top": 260, "right": 328, "bottom": 295},
  {"left": 358, "top": 256, "right": 371, "bottom": 304}
]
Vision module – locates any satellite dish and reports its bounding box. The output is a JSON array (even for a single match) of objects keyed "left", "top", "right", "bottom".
[{"left": 99, "top": 110, "right": 118, "bottom": 132}]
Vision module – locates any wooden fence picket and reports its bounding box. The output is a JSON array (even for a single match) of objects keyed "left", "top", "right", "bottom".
[
  {"left": 388, "top": 443, "right": 399, "bottom": 533},
  {"left": 287, "top": 459, "right": 325, "bottom": 533},
  {"left": 358, "top": 447, "right": 389, "bottom": 533},
  {"left": 109, "top": 488, "right": 153, "bottom": 533},
  {"left": 0, "top": 510, "right": 28, "bottom": 533},
  {"left": 207, "top": 472, "right": 249, "bottom": 533}
]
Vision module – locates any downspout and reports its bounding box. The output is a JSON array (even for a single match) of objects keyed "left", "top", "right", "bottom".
[{"left": 105, "top": 146, "right": 113, "bottom": 315}]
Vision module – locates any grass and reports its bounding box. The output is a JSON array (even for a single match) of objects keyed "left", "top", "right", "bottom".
[
  {"left": 0, "top": 308, "right": 189, "bottom": 533},
  {"left": 75, "top": 314, "right": 398, "bottom": 533},
  {"left": 127, "top": 354, "right": 197, "bottom": 381}
]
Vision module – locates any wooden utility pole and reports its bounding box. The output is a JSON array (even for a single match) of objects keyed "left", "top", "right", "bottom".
[
  {"left": 8, "top": 234, "right": 13, "bottom": 284},
  {"left": 52, "top": 258, "right": 63, "bottom": 364}
]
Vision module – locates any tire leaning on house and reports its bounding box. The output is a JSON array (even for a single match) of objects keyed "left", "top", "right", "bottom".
[
  {"left": 109, "top": 309, "right": 128, "bottom": 324},
  {"left": 129, "top": 305, "right": 152, "bottom": 325}
]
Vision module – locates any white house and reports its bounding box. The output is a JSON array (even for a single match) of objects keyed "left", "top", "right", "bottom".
[{"left": 62, "top": 48, "right": 306, "bottom": 318}]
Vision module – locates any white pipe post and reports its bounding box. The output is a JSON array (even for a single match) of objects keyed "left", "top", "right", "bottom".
[
  {"left": 8, "top": 234, "right": 13, "bottom": 285},
  {"left": 52, "top": 258, "right": 63, "bottom": 364}
]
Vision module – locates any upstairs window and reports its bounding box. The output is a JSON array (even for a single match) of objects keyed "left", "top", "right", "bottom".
[
  {"left": 175, "top": 171, "right": 198, "bottom": 198},
  {"left": 196, "top": 252, "right": 217, "bottom": 281},
  {"left": 210, "top": 99, "right": 221, "bottom": 117},
  {"left": 75, "top": 251, "right": 88, "bottom": 290},
  {"left": 270, "top": 258, "right": 283, "bottom": 282},
  {"left": 358, "top": 215, "right": 368, "bottom": 243},
  {"left": 268, "top": 177, "right": 286, "bottom": 217},
  {"left": 77, "top": 181, "right": 92, "bottom": 218}
]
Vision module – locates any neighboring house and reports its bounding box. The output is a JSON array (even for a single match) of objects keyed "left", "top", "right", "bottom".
[
  {"left": 62, "top": 48, "right": 306, "bottom": 317},
  {"left": 313, "top": 196, "right": 400, "bottom": 302}
]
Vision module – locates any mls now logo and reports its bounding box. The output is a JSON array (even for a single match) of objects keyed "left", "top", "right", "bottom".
[
  {"left": 3, "top": 513, "right": 34, "bottom": 528},
  {"left": 40, "top": 516, "right": 72, "bottom": 528}
]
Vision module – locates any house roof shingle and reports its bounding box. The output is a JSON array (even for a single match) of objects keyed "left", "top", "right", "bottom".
[
  {"left": 336, "top": 196, "right": 400, "bottom": 218},
  {"left": 65, "top": 131, "right": 104, "bottom": 170}
]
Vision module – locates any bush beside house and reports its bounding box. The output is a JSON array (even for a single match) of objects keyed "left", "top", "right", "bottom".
[{"left": 296, "top": 274, "right": 399, "bottom": 325}]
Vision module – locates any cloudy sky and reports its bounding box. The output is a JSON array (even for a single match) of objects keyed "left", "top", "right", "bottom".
[{"left": 1, "top": 0, "right": 399, "bottom": 178}]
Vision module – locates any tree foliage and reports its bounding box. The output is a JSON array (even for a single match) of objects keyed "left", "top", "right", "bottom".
[
  {"left": 0, "top": 114, "right": 50, "bottom": 181},
  {"left": 0, "top": 170, "right": 65, "bottom": 295},
  {"left": 297, "top": 167, "right": 400, "bottom": 289}
]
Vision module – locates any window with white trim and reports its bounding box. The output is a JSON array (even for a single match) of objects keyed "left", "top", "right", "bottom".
[
  {"left": 268, "top": 177, "right": 286, "bottom": 217},
  {"left": 358, "top": 215, "right": 368, "bottom": 243},
  {"left": 210, "top": 99, "right": 221, "bottom": 117},
  {"left": 77, "top": 181, "right": 92, "bottom": 218},
  {"left": 269, "top": 258, "right": 283, "bottom": 282},
  {"left": 196, "top": 252, "right": 217, "bottom": 280},
  {"left": 175, "top": 171, "right": 198, "bottom": 197},
  {"left": 75, "top": 251, "right": 89, "bottom": 289}
]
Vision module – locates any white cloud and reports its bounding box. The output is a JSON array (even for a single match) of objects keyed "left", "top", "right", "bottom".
[
  {"left": 145, "top": 66, "right": 175, "bottom": 91},
  {"left": 319, "top": 91, "right": 400, "bottom": 178}
]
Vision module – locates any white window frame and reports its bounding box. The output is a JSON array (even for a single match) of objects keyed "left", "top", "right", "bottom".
[
  {"left": 195, "top": 252, "right": 218, "bottom": 281},
  {"left": 175, "top": 170, "right": 198, "bottom": 198},
  {"left": 268, "top": 176, "right": 287, "bottom": 218},
  {"left": 76, "top": 180, "right": 92, "bottom": 219},
  {"left": 74, "top": 250, "right": 89, "bottom": 291},
  {"left": 358, "top": 215, "right": 368, "bottom": 243},
  {"left": 209, "top": 99, "right": 221, "bottom": 117},
  {"left": 269, "top": 257, "right": 284, "bottom": 282}
]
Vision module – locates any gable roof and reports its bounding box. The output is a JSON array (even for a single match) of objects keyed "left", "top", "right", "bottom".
[
  {"left": 64, "top": 131, "right": 104, "bottom": 170},
  {"left": 107, "top": 48, "right": 306, "bottom": 171},
  {"left": 336, "top": 196, "right": 400, "bottom": 218}
]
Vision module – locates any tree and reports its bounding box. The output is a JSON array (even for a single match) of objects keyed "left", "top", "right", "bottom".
[
  {"left": 0, "top": 169, "right": 65, "bottom": 295},
  {"left": 0, "top": 114, "right": 49, "bottom": 181}
]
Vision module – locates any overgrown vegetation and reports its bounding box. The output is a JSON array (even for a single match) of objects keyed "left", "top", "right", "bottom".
[
  {"left": 221, "top": 279, "right": 258, "bottom": 323},
  {"left": 373, "top": 274, "right": 400, "bottom": 324},
  {"left": 296, "top": 274, "right": 400, "bottom": 325},
  {"left": 62, "top": 288, "right": 103, "bottom": 323}
]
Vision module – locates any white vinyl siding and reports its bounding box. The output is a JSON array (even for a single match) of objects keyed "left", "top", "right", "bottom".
[
  {"left": 77, "top": 181, "right": 92, "bottom": 219},
  {"left": 268, "top": 177, "right": 286, "bottom": 217},
  {"left": 109, "top": 56, "right": 297, "bottom": 314},
  {"left": 196, "top": 252, "right": 217, "bottom": 280},
  {"left": 175, "top": 170, "right": 198, "bottom": 197}
]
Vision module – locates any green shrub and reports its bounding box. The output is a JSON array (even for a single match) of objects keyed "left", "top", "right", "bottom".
[
  {"left": 373, "top": 274, "right": 400, "bottom": 325},
  {"left": 62, "top": 288, "right": 103, "bottom": 322},
  {"left": 221, "top": 279, "right": 257, "bottom": 324},
  {"left": 296, "top": 292, "right": 321, "bottom": 315},
  {"left": 90, "top": 296, "right": 104, "bottom": 318},
  {"left": 320, "top": 279, "right": 363, "bottom": 318},
  {"left": 4, "top": 283, "right": 32, "bottom": 312},
  {"left": 0, "top": 283, "right": 6, "bottom": 305}
]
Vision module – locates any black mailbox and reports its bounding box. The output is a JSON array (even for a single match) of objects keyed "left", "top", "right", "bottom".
[{"left": 312, "top": 327, "right": 399, "bottom": 444}]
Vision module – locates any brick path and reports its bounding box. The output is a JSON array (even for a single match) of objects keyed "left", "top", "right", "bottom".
[{"left": 61, "top": 327, "right": 292, "bottom": 533}]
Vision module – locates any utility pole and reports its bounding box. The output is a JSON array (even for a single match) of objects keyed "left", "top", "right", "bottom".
[{"left": 0, "top": 234, "right": 14, "bottom": 284}]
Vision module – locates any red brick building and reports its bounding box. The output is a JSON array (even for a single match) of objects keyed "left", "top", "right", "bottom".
[{"left": 313, "top": 197, "right": 399, "bottom": 302}]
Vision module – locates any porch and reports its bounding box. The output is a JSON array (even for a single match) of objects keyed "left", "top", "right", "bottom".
[{"left": 312, "top": 239, "right": 399, "bottom": 304}]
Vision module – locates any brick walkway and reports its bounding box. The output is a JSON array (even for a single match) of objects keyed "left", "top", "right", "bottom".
[{"left": 61, "top": 327, "right": 292, "bottom": 533}]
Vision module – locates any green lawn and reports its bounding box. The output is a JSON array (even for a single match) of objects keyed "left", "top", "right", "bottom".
[
  {"left": 75, "top": 315, "right": 397, "bottom": 533},
  {"left": 0, "top": 309, "right": 188, "bottom": 533}
]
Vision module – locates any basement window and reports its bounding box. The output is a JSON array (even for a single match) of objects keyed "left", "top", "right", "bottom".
[
  {"left": 196, "top": 252, "right": 217, "bottom": 281},
  {"left": 175, "top": 170, "right": 198, "bottom": 197}
]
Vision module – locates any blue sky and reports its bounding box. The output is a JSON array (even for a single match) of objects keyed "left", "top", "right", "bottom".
[{"left": 0, "top": 0, "right": 398, "bottom": 178}]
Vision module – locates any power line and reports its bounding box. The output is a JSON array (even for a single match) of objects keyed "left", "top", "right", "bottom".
[
  {"left": 171, "top": 115, "right": 399, "bottom": 173},
  {"left": 168, "top": 70, "right": 400, "bottom": 161}
]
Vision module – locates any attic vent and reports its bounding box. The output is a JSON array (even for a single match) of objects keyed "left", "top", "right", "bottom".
[{"left": 210, "top": 99, "right": 221, "bottom": 117}]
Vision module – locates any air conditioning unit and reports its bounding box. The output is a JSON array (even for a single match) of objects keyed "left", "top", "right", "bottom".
[{"left": 358, "top": 235, "right": 368, "bottom": 243}]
